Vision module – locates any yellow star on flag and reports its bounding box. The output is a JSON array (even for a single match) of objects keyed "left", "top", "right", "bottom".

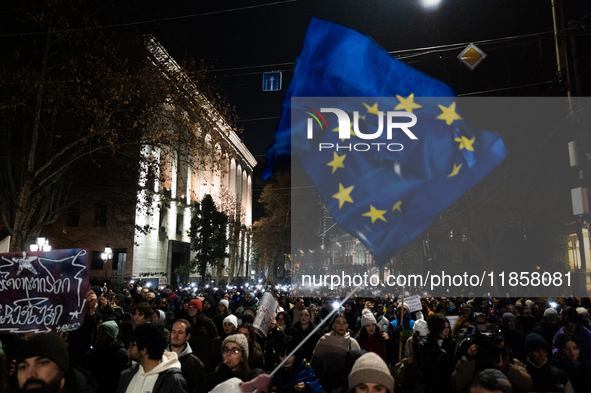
[
  {"left": 437, "top": 102, "right": 462, "bottom": 125},
  {"left": 395, "top": 94, "right": 422, "bottom": 113},
  {"left": 333, "top": 123, "right": 355, "bottom": 141},
  {"left": 447, "top": 163, "right": 462, "bottom": 177},
  {"left": 332, "top": 183, "right": 354, "bottom": 209},
  {"left": 363, "top": 102, "right": 380, "bottom": 115},
  {"left": 392, "top": 200, "right": 403, "bottom": 213},
  {"left": 327, "top": 152, "right": 346, "bottom": 174},
  {"left": 454, "top": 136, "right": 475, "bottom": 151},
  {"left": 363, "top": 205, "right": 387, "bottom": 223}
]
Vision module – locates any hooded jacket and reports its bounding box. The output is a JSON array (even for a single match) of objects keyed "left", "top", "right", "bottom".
[
  {"left": 117, "top": 352, "right": 188, "bottom": 393},
  {"left": 165, "top": 342, "right": 206, "bottom": 392}
]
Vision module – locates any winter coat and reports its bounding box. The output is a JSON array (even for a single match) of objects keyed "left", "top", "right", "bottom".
[
  {"left": 551, "top": 356, "right": 591, "bottom": 393},
  {"left": 416, "top": 336, "right": 456, "bottom": 393},
  {"left": 187, "top": 313, "right": 219, "bottom": 372},
  {"left": 116, "top": 352, "right": 188, "bottom": 393},
  {"left": 310, "top": 331, "right": 360, "bottom": 392},
  {"left": 388, "top": 316, "right": 415, "bottom": 340},
  {"left": 198, "top": 362, "right": 247, "bottom": 393},
  {"left": 84, "top": 339, "right": 129, "bottom": 392},
  {"left": 525, "top": 359, "right": 572, "bottom": 393},
  {"left": 285, "top": 322, "right": 322, "bottom": 362},
  {"left": 165, "top": 342, "right": 206, "bottom": 393},
  {"left": 273, "top": 361, "right": 325, "bottom": 393},
  {"left": 503, "top": 328, "right": 526, "bottom": 363},
  {"left": 552, "top": 323, "right": 591, "bottom": 366},
  {"left": 451, "top": 356, "right": 532, "bottom": 393},
  {"left": 64, "top": 366, "right": 98, "bottom": 393},
  {"left": 532, "top": 319, "right": 561, "bottom": 347}
]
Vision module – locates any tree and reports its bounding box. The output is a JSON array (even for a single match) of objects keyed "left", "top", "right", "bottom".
[
  {"left": 0, "top": 0, "right": 235, "bottom": 251},
  {"left": 252, "top": 171, "right": 291, "bottom": 282},
  {"left": 181, "top": 194, "right": 229, "bottom": 287}
]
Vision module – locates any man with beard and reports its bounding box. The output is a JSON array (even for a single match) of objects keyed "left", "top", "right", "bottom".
[
  {"left": 15, "top": 333, "right": 96, "bottom": 393},
  {"left": 203, "top": 295, "right": 224, "bottom": 335},
  {"left": 165, "top": 319, "right": 206, "bottom": 393},
  {"left": 117, "top": 323, "right": 187, "bottom": 393}
]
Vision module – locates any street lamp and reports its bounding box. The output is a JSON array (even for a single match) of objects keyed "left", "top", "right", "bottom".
[
  {"left": 101, "top": 244, "right": 113, "bottom": 280},
  {"left": 30, "top": 237, "right": 51, "bottom": 252}
]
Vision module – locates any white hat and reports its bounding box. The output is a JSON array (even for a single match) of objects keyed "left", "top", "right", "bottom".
[
  {"left": 361, "top": 309, "right": 377, "bottom": 327},
  {"left": 219, "top": 299, "right": 230, "bottom": 310},
  {"left": 224, "top": 314, "right": 238, "bottom": 329},
  {"left": 413, "top": 319, "right": 428, "bottom": 336}
]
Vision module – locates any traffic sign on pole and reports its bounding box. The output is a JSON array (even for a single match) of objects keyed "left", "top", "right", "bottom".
[{"left": 263, "top": 71, "right": 282, "bottom": 91}]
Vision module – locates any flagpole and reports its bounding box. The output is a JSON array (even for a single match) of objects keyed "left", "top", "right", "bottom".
[
  {"left": 266, "top": 266, "right": 378, "bottom": 379},
  {"left": 398, "top": 287, "right": 405, "bottom": 360}
]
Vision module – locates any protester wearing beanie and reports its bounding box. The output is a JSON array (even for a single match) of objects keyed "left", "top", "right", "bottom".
[
  {"left": 502, "top": 312, "right": 526, "bottom": 362},
  {"left": 355, "top": 309, "right": 387, "bottom": 360},
  {"left": 532, "top": 308, "right": 561, "bottom": 347},
  {"left": 524, "top": 333, "right": 571, "bottom": 393},
  {"left": 186, "top": 296, "right": 218, "bottom": 372},
  {"left": 348, "top": 352, "right": 394, "bottom": 393},
  {"left": 200, "top": 334, "right": 251, "bottom": 392},
  {"left": 89, "top": 321, "right": 129, "bottom": 392},
  {"left": 16, "top": 333, "right": 97, "bottom": 393}
]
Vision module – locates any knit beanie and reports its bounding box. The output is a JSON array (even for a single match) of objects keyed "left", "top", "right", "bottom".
[
  {"left": 543, "top": 308, "right": 559, "bottom": 320},
  {"left": 502, "top": 312, "right": 516, "bottom": 325},
  {"left": 348, "top": 352, "right": 394, "bottom": 393},
  {"left": 525, "top": 333, "right": 547, "bottom": 354},
  {"left": 16, "top": 333, "right": 69, "bottom": 372},
  {"left": 99, "top": 320, "right": 119, "bottom": 338},
  {"left": 525, "top": 300, "right": 534, "bottom": 309},
  {"left": 361, "top": 309, "right": 377, "bottom": 327},
  {"left": 413, "top": 319, "right": 429, "bottom": 337},
  {"left": 224, "top": 314, "right": 238, "bottom": 329},
  {"left": 398, "top": 303, "right": 410, "bottom": 312},
  {"left": 222, "top": 334, "right": 249, "bottom": 358},
  {"left": 189, "top": 299, "right": 202, "bottom": 312},
  {"left": 576, "top": 307, "right": 589, "bottom": 317},
  {"left": 219, "top": 299, "right": 230, "bottom": 310}
]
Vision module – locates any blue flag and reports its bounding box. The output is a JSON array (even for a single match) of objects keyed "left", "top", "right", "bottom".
[{"left": 263, "top": 18, "right": 507, "bottom": 265}]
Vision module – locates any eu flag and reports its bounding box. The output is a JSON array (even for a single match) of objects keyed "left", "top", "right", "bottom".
[{"left": 263, "top": 18, "right": 507, "bottom": 265}]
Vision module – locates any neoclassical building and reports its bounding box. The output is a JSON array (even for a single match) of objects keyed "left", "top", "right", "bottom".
[
  {"left": 45, "top": 38, "right": 256, "bottom": 288},
  {"left": 129, "top": 38, "right": 257, "bottom": 287}
]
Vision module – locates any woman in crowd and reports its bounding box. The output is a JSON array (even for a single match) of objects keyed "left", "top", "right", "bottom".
[
  {"left": 309, "top": 304, "right": 321, "bottom": 326},
  {"left": 354, "top": 309, "right": 387, "bottom": 361},
  {"left": 347, "top": 352, "right": 394, "bottom": 393},
  {"left": 238, "top": 322, "right": 265, "bottom": 370},
  {"left": 200, "top": 334, "right": 252, "bottom": 392},
  {"left": 311, "top": 313, "right": 360, "bottom": 392},
  {"left": 272, "top": 336, "right": 324, "bottom": 393},
  {"left": 277, "top": 311, "right": 292, "bottom": 330},
  {"left": 550, "top": 332, "right": 591, "bottom": 393},
  {"left": 285, "top": 308, "right": 321, "bottom": 362},
  {"left": 450, "top": 315, "right": 470, "bottom": 340},
  {"left": 213, "top": 315, "right": 240, "bottom": 368},
  {"left": 416, "top": 313, "right": 456, "bottom": 393}
]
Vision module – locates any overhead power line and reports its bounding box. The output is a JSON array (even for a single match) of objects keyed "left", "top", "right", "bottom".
[{"left": 0, "top": 0, "right": 298, "bottom": 37}]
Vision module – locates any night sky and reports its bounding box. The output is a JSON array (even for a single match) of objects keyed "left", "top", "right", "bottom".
[{"left": 133, "top": 0, "right": 589, "bottom": 160}]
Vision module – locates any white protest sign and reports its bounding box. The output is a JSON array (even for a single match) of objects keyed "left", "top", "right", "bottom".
[{"left": 397, "top": 294, "right": 422, "bottom": 313}]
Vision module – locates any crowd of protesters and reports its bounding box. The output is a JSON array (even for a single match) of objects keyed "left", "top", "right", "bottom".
[{"left": 1, "top": 282, "right": 591, "bottom": 393}]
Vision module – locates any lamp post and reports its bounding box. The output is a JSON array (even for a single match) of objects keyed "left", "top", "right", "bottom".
[
  {"left": 30, "top": 237, "right": 51, "bottom": 252},
  {"left": 101, "top": 244, "right": 113, "bottom": 281}
]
